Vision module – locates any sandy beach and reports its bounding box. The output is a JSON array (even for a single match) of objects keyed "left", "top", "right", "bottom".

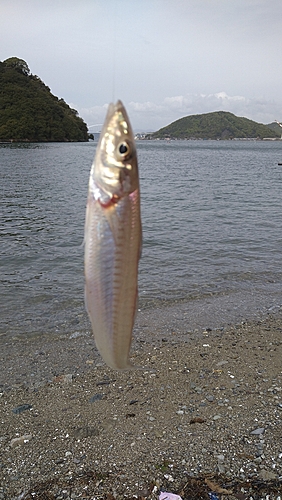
[{"left": 0, "top": 308, "right": 282, "bottom": 499}]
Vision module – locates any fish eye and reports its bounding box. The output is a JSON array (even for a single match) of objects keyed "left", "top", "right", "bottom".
[
  {"left": 118, "top": 142, "right": 130, "bottom": 157},
  {"left": 119, "top": 143, "right": 128, "bottom": 154}
]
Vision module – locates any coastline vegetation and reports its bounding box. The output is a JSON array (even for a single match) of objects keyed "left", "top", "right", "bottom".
[{"left": 0, "top": 57, "right": 89, "bottom": 142}]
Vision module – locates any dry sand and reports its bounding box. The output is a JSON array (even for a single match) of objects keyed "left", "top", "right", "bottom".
[{"left": 0, "top": 309, "right": 281, "bottom": 499}]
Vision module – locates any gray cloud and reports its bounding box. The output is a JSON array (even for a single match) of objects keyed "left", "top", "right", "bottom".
[
  {"left": 74, "top": 92, "right": 282, "bottom": 132},
  {"left": 1, "top": 0, "right": 282, "bottom": 130}
]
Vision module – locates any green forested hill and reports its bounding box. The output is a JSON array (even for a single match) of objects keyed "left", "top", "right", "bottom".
[
  {"left": 150, "top": 111, "right": 280, "bottom": 140},
  {"left": 0, "top": 57, "right": 88, "bottom": 142},
  {"left": 267, "top": 121, "right": 282, "bottom": 136}
]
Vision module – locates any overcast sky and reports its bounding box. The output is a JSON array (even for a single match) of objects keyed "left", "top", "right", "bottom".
[{"left": 1, "top": 0, "right": 282, "bottom": 131}]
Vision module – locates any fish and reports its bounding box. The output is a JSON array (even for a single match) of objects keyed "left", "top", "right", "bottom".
[{"left": 84, "top": 100, "right": 142, "bottom": 370}]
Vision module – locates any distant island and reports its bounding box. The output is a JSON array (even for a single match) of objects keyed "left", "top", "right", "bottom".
[
  {"left": 147, "top": 111, "right": 281, "bottom": 140},
  {"left": 0, "top": 57, "right": 89, "bottom": 142}
]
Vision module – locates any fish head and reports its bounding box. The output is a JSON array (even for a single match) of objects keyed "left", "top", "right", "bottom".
[{"left": 92, "top": 100, "right": 138, "bottom": 204}]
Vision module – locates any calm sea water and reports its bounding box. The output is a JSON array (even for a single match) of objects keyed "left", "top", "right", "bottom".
[{"left": 1, "top": 140, "right": 282, "bottom": 341}]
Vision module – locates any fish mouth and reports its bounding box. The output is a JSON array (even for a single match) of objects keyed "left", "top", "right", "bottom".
[
  {"left": 109, "top": 100, "right": 131, "bottom": 124},
  {"left": 102, "top": 100, "right": 129, "bottom": 132},
  {"left": 113, "top": 100, "right": 125, "bottom": 112},
  {"left": 104, "top": 100, "right": 134, "bottom": 145},
  {"left": 106, "top": 100, "right": 125, "bottom": 118}
]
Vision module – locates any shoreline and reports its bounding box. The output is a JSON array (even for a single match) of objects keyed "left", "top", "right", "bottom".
[
  {"left": 0, "top": 310, "right": 281, "bottom": 498},
  {"left": 1, "top": 294, "right": 281, "bottom": 391}
]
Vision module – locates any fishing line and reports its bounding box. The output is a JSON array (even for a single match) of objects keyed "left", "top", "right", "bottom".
[{"left": 112, "top": 0, "right": 118, "bottom": 102}]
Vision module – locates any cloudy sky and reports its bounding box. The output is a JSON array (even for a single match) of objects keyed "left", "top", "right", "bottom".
[{"left": 1, "top": 0, "right": 282, "bottom": 131}]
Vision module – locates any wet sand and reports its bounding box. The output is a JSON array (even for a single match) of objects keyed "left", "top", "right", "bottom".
[{"left": 1, "top": 294, "right": 280, "bottom": 391}]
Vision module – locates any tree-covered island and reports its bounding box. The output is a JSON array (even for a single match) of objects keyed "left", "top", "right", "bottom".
[
  {"left": 148, "top": 110, "right": 280, "bottom": 140},
  {"left": 0, "top": 57, "right": 89, "bottom": 142}
]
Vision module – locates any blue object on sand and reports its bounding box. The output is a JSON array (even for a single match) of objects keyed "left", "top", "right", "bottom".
[
  {"left": 12, "top": 404, "right": 32, "bottom": 414},
  {"left": 89, "top": 393, "right": 103, "bottom": 403},
  {"left": 208, "top": 493, "right": 219, "bottom": 500}
]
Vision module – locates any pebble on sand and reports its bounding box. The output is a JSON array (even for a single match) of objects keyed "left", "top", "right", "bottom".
[
  {"left": 12, "top": 404, "right": 32, "bottom": 414},
  {"left": 10, "top": 434, "right": 32, "bottom": 447}
]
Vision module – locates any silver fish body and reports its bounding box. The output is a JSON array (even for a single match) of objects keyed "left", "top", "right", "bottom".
[{"left": 84, "top": 101, "right": 141, "bottom": 370}]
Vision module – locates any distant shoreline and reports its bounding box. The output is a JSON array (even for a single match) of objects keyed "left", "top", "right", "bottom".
[
  {"left": 0, "top": 139, "right": 90, "bottom": 144},
  {"left": 140, "top": 136, "right": 282, "bottom": 141}
]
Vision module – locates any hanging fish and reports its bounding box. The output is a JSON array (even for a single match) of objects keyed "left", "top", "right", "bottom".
[{"left": 84, "top": 100, "right": 142, "bottom": 369}]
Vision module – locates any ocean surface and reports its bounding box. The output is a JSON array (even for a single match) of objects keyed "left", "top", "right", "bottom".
[{"left": 1, "top": 140, "right": 282, "bottom": 342}]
